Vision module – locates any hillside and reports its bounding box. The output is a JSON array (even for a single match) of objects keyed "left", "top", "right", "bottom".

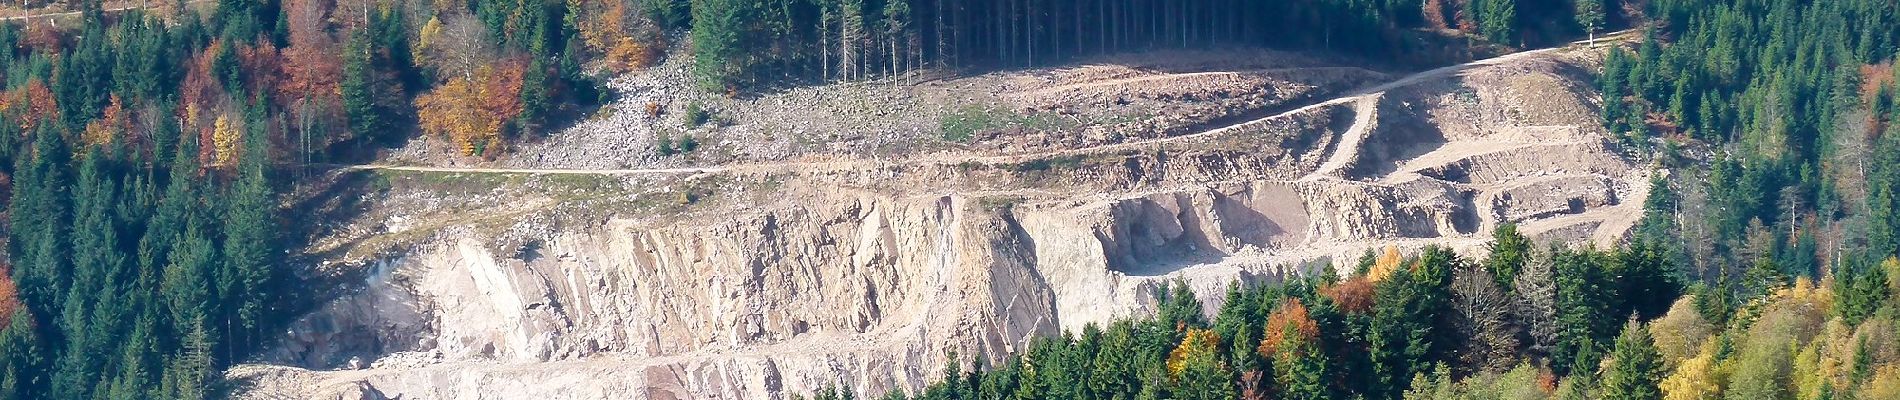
[{"left": 2, "top": 1, "right": 1897, "bottom": 400}]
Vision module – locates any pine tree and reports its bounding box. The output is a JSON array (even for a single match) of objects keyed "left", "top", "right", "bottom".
[
  {"left": 1369, "top": 246, "right": 1458, "bottom": 398},
  {"left": 690, "top": 0, "right": 749, "bottom": 90},
  {"left": 1273, "top": 334, "right": 1331, "bottom": 400},
  {"left": 1487, "top": 223, "right": 1531, "bottom": 291},
  {"left": 1476, "top": 0, "right": 1516, "bottom": 44},
  {"left": 8, "top": 127, "right": 71, "bottom": 318},
  {"left": 1552, "top": 248, "right": 1613, "bottom": 375},
  {"left": 1599, "top": 321, "right": 1665, "bottom": 400}
]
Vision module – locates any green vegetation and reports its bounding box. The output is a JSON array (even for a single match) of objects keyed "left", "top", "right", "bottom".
[
  {"left": 1599, "top": 0, "right": 1897, "bottom": 313},
  {"left": 0, "top": 0, "right": 613, "bottom": 395},
  {"left": 685, "top": 101, "right": 713, "bottom": 126},
  {"left": 938, "top": 106, "right": 1008, "bottom": 143},
  {"left": 658, "top": 130, "right": 701, "bottom": 155},
  {"left": 939, "top": 105, "right": 1067, "bottom": 143}
]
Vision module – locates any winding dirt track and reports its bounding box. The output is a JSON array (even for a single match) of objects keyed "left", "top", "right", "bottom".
[{"left": 344, "top": 32, "right": 1633, "bottom": 178}]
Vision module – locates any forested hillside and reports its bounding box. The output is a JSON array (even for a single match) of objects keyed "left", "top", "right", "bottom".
[{"left": 0, "top": 0, "right": 607, "bottom": 397}]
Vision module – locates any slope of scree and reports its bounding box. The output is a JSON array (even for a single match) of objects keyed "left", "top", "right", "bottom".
[{"left": 229, "top": 40, "right": 1649, "bottom": 400}]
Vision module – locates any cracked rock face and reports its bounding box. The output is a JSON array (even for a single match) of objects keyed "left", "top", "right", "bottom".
[{"left": 232, "top": 46, "right": 1649, "bottom": 399}]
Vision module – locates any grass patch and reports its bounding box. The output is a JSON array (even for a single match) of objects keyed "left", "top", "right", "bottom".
[
  {"left": 939, "top": 105, "right": 1070, "bottom": 143},
  {"left": 377, "top": 170, "right": 525, "bottom": 193},
  {"left": 975, "top": 195, "right": 1026, "bottom": 211},
  {"left": 1004, "top": 154, "right": 1087, "bottom": 173}
]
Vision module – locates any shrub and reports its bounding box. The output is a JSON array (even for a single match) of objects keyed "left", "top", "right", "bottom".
[{"left": 685, "top": 102, "right": 711, "bottom": 126}]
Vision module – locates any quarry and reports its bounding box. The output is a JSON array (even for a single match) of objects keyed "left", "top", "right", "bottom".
[{"left": 228, "top": 36, "right": 1647, "bottom": 399}]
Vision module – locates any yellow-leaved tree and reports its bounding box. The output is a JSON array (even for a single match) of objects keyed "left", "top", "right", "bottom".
[
  {"left": 212, "top": 113, "right": 243, "bottom": 167},
  {"left": 1367, "top": 246, "right": 1403, "bottom": 283},
  {"left": 1649, "top": 296, "right": 1713, "bottom": 369},
  {"left": 1659, "top": 340, "right": 1727, "bottom": 400},
  {"left": 569, "top": 0, "right": 662, "bottom": 73},
  {"left": 1167, "top": 328, "right": 1223, "bottom": 380},
  {"left": 1863, "top": 365, "right": 1900, "bottom": 400}
]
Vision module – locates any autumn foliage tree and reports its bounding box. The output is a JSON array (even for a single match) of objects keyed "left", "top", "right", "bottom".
[
  {"left": 0, "top": 265, "right": 18, "bottom": 321},
  {"left": 1259, "top": 299, "right": 1319, "bottom": 357},
  {"left": 79, "top": 95, "right": 127, "bottom": 150},
  {"left": 7, "top": 80, "right": 58, "bottom": 133},
  {"left": 1167, "top": 328, "right": 1235, "bottom": 400},
  {"left": 415, "top": 59, "right": 526, "bottom": 156},
  {"left": 570, "top": 0, "right": 664, "bottom": 73},
  {"left": 278, "top": 0, "right": 352, "bottom": 164}
]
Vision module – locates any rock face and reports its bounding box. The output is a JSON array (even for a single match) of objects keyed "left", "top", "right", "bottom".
[{"left": 231, "top": 45, "right": 1648, "bottom": 399}]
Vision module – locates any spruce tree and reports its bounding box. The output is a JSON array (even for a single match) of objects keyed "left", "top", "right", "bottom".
[
  {"left": 1486, "top": 223, "right": 1531, "bottom": 291},
  {"left": 0, "top": 313, "right": 43, "bottom": 400},
  {"left": 1599, "top": 322, "right": 1664, "bottom": 400},
  {"left": 340, "top": 30, "right": 383, "bottom": 148},
  {"left": 222, "top": 116, "right": 277, "bottom": 357},
  {"left": 1273, "top": 334, "right": 1331, "bottom": 400}
]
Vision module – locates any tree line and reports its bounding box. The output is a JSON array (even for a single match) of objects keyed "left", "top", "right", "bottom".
[{"left": 680, "top": 0, "right": 1634, "bottom": 90}]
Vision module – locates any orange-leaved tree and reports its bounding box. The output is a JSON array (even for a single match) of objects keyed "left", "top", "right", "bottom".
[
  {"left": 1259, "top": 298, "right": 1320, "bottom": 357},
  {"left": 81, "top": 95, "right": 129, "bottom": 150},
  {"left": 415, "top": 59, "right": 527, "bottom": 156},
  {"left": 1322, "top": 277, "right": 1376, "bottom": 314},
  {"left": 0, "top": 263, "right": 19, "bottom": 321},
  {"left": 7, "top": 80, "right": 58, "bottom": 132}
]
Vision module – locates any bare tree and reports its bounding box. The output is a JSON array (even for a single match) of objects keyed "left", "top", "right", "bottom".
[
  {"left": 1511, "top": 249, "right": 1558, "bottom": 360},
  {"left": 427, "top": 13, "right": 494, "bottom": 80},
  {"left": 1452, "top": 262, "right": 1522, "bottom": 374}
]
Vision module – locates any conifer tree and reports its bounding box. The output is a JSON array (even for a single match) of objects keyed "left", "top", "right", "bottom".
[
  {"left": 340, "top": 30, "right": 384, "bottom": 147},
  {"left": 1486, "top": 223, "right": 1531, "bottom": 291},
  {"left": 1599, "top": 321, "right": 1664, "bottom": 400},
  {"left": 0, "top": 314, "right": 42, "bottom": 400}
]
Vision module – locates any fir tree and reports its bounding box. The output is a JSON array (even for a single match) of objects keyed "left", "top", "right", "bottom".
[{"left": 1598, "top": 321, "right": 1664, "bottom": 400}]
